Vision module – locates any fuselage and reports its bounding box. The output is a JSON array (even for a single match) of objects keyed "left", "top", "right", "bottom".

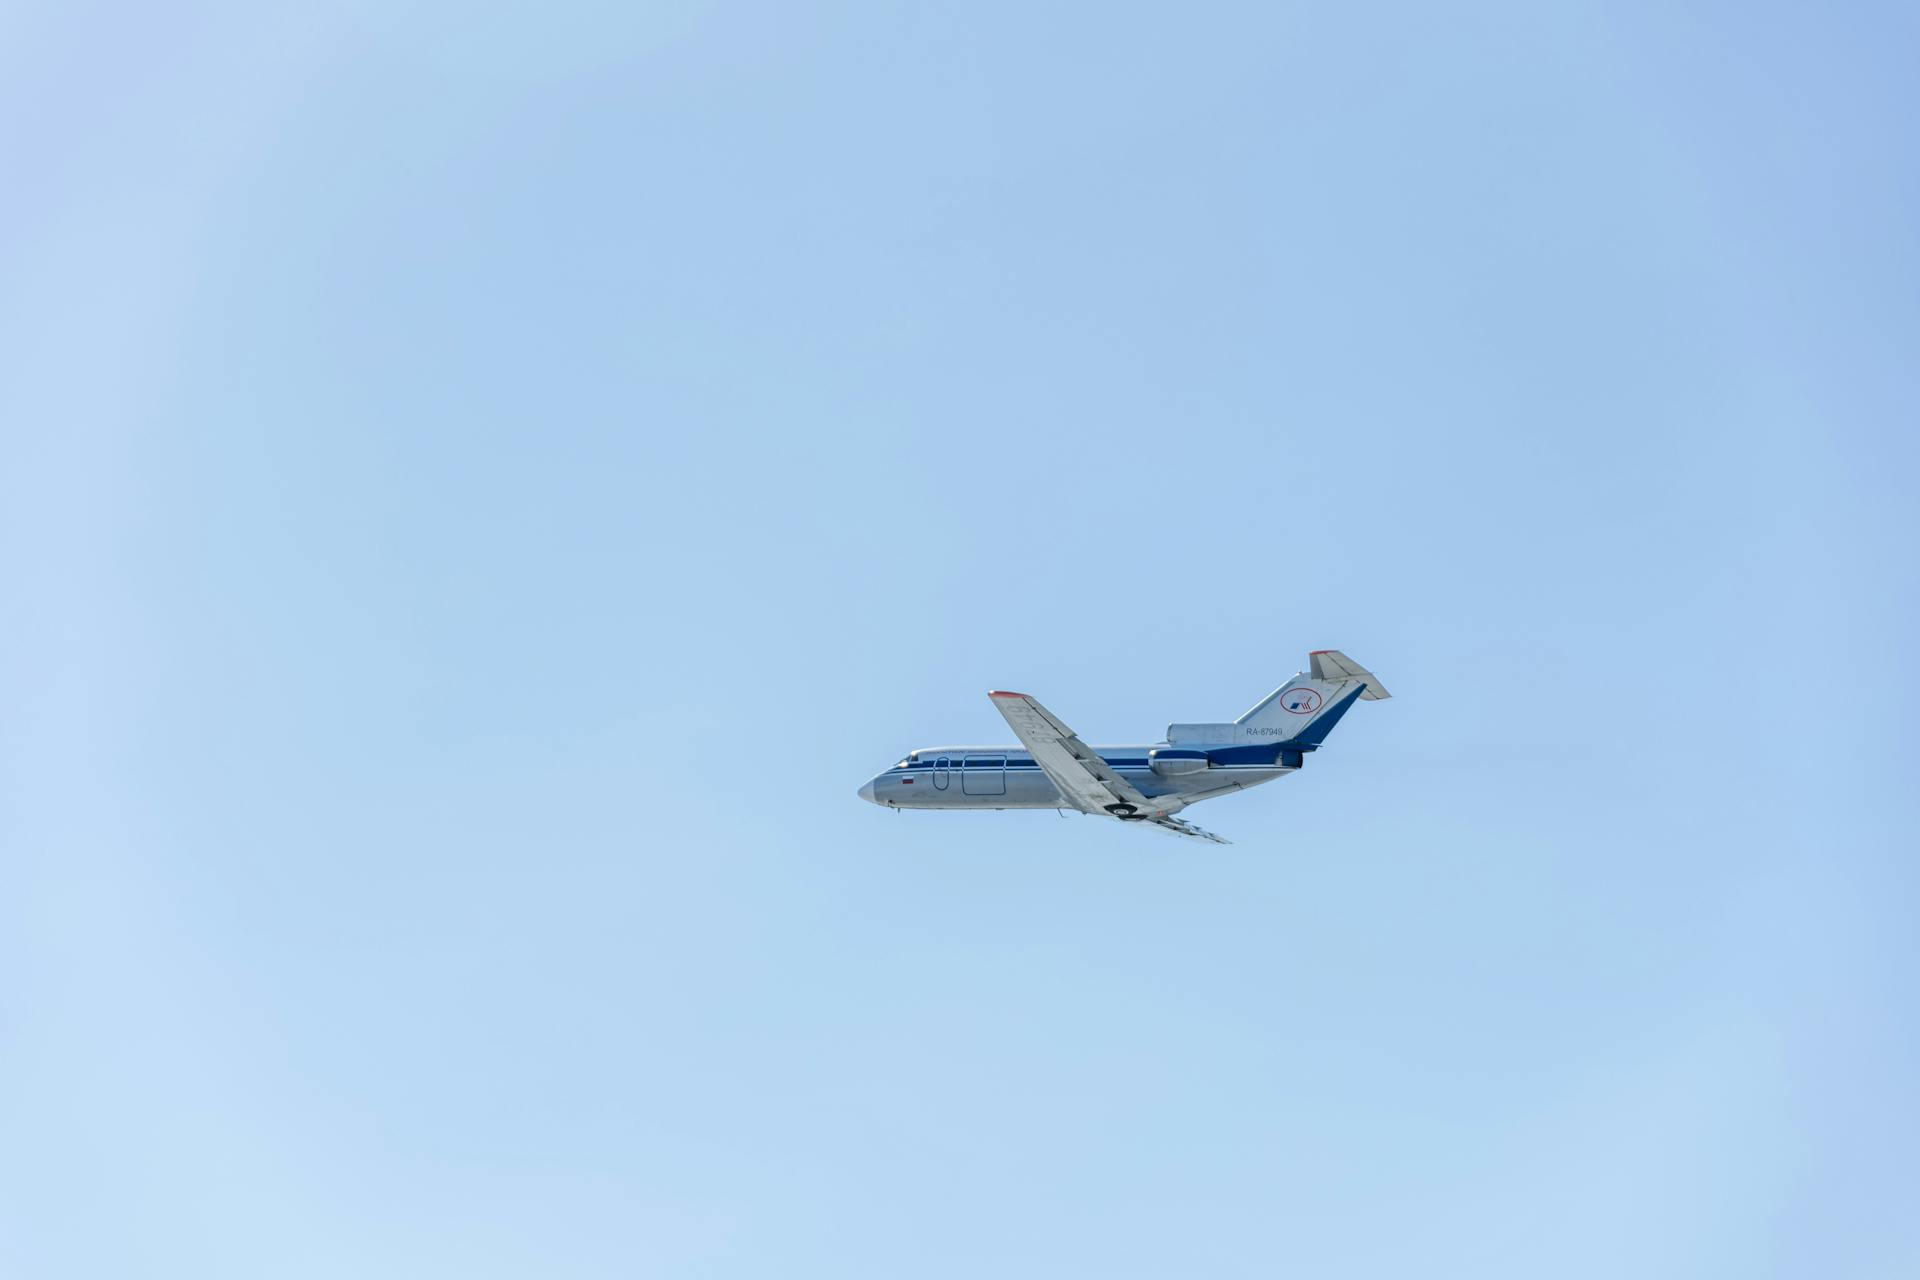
[{"left": 857, "top": 743, "right": 1300, "bottom": 810}]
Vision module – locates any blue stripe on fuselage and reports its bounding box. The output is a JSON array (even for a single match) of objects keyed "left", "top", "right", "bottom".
[{"left": 891, "top": 754, "right": 1296, "bottom": 773}]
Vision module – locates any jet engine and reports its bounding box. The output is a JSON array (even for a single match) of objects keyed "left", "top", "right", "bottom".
[{"left": 1148, "top": 748, "right": 1209, "bottom": 776}]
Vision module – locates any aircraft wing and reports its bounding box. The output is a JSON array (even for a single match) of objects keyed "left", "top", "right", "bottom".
[
  {"left": 1146, "top": 814, "right": 1232, "bottom": 845},
  {"left": 988, "top": 691, "right": 1232, "bottom": 845},
  {"left": 988, "top": 690, "right": 1151, "bottom": 816}
]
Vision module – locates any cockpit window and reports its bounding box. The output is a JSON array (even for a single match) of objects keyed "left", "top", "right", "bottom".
[{"left": 894, "top": 757, "right": 912, "bottom": 769}]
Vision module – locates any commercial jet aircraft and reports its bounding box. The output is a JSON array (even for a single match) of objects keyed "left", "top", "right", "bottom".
[{"left": 856, "top": 649, "right": 1390, "bottom": 845}]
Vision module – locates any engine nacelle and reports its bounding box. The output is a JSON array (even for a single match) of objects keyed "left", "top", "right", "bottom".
[
  {"left": 1166, "top": 722, "right": 1240, "bottom": 745},
  {"left": 1149, "top": 748, "right": 1209, "bottom": 776}
]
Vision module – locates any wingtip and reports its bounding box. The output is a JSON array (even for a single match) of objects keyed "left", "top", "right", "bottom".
[{"left": 988, "top": 690, "right": 1028, "bottom": 699}]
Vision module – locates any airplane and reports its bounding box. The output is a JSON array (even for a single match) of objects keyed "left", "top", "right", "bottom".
[{"left": 856, "top": 649, "right": 1391, "bottom": 844}]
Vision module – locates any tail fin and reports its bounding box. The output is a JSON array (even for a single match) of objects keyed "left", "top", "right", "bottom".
[{"left": 1236, "top": 649, "right": 1391, "bottom": 745}]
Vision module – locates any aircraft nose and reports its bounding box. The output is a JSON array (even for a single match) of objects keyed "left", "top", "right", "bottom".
[{"left": 857, "top": 779, "right": 878, "bottom": 805}]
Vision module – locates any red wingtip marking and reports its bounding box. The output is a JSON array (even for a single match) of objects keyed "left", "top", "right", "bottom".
[
  {"left": 988, "top": 690, "right": 1028, "bottom": 699},
  {"left": 1310, "top": 649, "right": 1337, "bottom": 654}
]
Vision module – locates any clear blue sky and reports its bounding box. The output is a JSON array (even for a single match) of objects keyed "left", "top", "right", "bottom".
[{"left": 4, "top": 3, "right": 1915, "bottom": 1276}]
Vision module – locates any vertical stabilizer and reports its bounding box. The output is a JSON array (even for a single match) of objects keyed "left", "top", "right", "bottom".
[{"left": 1236, "top": 650, "right": 1390, "bottom": 744}]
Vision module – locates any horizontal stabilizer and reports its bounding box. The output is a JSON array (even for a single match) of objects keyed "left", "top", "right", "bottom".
[{"left": 1310, "top": 649, "right": 1391, "bottom": 700}]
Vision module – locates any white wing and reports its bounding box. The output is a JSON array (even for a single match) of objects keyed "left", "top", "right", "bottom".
[
  {"left": 988, "top": 690, "right": 1150, "bottom": 816},
  {"left": 988, "top": 691, "right": 1232, "bottom": 845}
]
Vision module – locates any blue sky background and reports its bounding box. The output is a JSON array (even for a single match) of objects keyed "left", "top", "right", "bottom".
[{"left": 3, "top": 2, "right": 1916, "bottom": 1275}]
